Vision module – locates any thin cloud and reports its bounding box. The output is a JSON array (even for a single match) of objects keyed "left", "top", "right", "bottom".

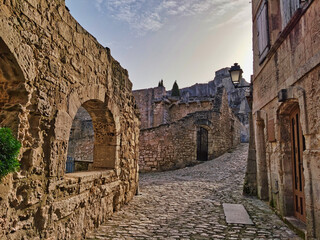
[
  {"left": 93, "top": 0, "right": 246, "bottom": 35},
  {"left": 208, "top": 1, "right": 250, "bottom": 30},
  {"left": 94, "top": 0, "right": 103, "bottom": 11}
]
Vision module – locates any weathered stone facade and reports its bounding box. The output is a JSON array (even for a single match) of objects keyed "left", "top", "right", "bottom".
[
  {"left": 0, "top": 0, "right": 139, "bottom": 239},
  {"left": 176, "top": 68, "right": 251, "bottom": 140},
  {"left": 134, "top": 85, "right": 242, "bottom": 172},
  {"left": 252, "top": 1, "right": 320, "bottom": 238},
  {"left": 134, "top": 68, "right": 250, "bottom": 131}
]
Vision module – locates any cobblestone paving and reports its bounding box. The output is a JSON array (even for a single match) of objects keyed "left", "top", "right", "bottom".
[{"left": 86, "top": 144, "right": 300, "bottom": 240}]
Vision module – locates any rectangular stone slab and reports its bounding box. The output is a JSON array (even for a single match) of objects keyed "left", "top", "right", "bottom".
[{"left": 223, "top": 203, "right": 254, "bottom": 225}]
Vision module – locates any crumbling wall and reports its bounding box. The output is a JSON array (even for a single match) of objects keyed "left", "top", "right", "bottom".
[{"left": 0, "top": 1, "right": 139, "bottom": 239}]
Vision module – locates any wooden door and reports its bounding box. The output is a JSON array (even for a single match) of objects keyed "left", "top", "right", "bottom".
[
  {"left": 290, "top": 108, "right": 306, "bottom": 222},
  {"left": 197, "top": 127, "right": 208, "bottom": 161}
]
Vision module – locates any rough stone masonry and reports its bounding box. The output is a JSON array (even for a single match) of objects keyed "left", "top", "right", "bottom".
[
  {"left": 0, "top": 0, "right": 140, "bottom": 239},
  {"left": 135, "top": 87, "right": 243, "bottom": 172}
]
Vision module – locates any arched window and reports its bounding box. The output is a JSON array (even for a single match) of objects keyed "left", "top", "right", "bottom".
[
  {"left": 66, "top": 107, "right": 94, "bottom": 173},
  {"left": 66, "top": 100, "right": 117, "bottom": 173}
]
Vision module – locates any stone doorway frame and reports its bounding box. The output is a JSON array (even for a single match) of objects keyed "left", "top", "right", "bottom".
[
  {"left": 197, "top": 126, "right": 209, "bottom": 161},
  {"left": 194, "top": 119, "right": 214, "bottom": 160},
  {"left": 277, "top": 86, "right": 315, "bottom": 235}
]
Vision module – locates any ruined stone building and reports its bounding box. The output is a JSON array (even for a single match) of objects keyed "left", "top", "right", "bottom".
[
  {"left": 133, "top": 69, "right": 248, "bottom": 172},
  {"left": 0, "top": 0, "right": 139, "bottom": 239},
  {"left": 251, "top": 0, "right": 320, "bottom": 238}
]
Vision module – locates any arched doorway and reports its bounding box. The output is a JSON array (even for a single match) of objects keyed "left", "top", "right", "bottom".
[
  {"left": 197, "top": 127, "right": 208, "bottom": 161},
  {"left": 66, "top": 99, "right": 117, "bottom": 173},
  {"left": 277, "top": 98, "right": 308, "bottom": 222},
  {"left": 290, "top": 107, "right": 306, "bottom": 222}
]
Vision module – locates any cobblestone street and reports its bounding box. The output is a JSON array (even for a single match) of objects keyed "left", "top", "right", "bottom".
[{"left": 86, "top": 144, "right": 300, "bottom": 240}]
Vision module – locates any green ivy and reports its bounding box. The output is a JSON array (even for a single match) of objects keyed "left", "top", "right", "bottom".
[{"left": 0, "top": 128, "right": 21, "bottom": 180}]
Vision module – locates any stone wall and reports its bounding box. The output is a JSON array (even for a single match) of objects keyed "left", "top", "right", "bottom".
[
  {"left": 0, "top": 0, "right": 139, "bottom": 239},
  {"left": 168, "top": 100, "right": 213, "bottom": 123},
  {"left": 178, "top": 69, "right": 250, "bottom": 142},
  {"left": 134, "top": 68, "right": 251, "bottom": 142},
  {"left": 252, "top": 1, "right": 320, "bottom": 238},
  {"left": 133, "top": 86, "right": 166, "bottom": 129},
  {"left": 139, "top": 89, "right": 242, "bottom": 172}
]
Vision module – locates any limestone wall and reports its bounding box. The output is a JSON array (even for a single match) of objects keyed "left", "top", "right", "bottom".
[
  {"left": 0, "top": 0, "right": 139, "bottom": 239},
  {"left": 133, "top": 87, "right": 166, "bottom": 129},
  {"left": 139, "top": 90, "right": 241, "bottom": 172},
  {"left": 169, "top": 100, "right": 213, "bottom": 123},
  {"left": 133, "top": 69, "right": 250, "bottom": 142},
  {"left": 252, "top": 1, "right": 320, "bottom": 238}
]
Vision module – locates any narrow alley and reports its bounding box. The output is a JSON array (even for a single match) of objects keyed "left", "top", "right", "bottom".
[{"left": 86, "top": 144, "right": 299, "bottom": 240}]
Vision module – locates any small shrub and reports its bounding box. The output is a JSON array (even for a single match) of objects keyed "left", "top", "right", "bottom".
[{"left": 0, "top": 128, "right": 21, "bottom": 180}]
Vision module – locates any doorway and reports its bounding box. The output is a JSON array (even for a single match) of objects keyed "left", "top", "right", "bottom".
[
  {"left": 197, "top": 127, "right": 208, "bottom": 161},
  {"left": 290, "top": 108, "right": 306, "bottom": 222}
]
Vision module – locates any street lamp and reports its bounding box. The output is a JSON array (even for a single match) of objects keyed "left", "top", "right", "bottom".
[
  {"left": 228, "top": 63, "right": 256, "bottom": 196},
  {"left": 228, "top": 62, "right": 252, "bottom": 96},
  {"left": 229, "top": 63, "right": 243, "bottom": 86}
]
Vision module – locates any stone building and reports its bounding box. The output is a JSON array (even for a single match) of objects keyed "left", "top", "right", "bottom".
[
  {"left": 0, "top": 1, "right": 139, "bottom": 239},
  {"left": 251, "top": 0, "right": 320, "bottom": 238},
  {"left": 133, "top": 70, "right": 246, "bottom": 172}
]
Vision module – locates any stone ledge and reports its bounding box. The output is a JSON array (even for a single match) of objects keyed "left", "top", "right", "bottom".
[
  {"left": 65, "top": 169, "right": 116, "bottom": 184},
  {"left": 65, "top": 169, "right": 114, "bottom": 178},
  {"left": 284, "top": 216, "right": 306, "bottom": 239}
]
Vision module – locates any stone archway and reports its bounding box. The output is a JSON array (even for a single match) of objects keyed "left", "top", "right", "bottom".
[
  {"left": 66, "top": 99, "right": 117, "bottom": 172},
  {"left": 82, "top": 99, "right": 117, "bottom": 169},
  {"left": 197, "top": 127, "right": 208, "bottom": 161},
  {"left": 276, "top": 86, "right": 315, "bottom": 227},
  {"left": 194, "top": 120, "right": 214, "bottom": 160},
  {"left": 277, "top": 99, "right": 307, "bottom": 220},
  {"left": 0, "top": 37, "right": 29, "bottom": 134},
  {"left": 0, "top": 2, "right": 140, "bottom": 238}
]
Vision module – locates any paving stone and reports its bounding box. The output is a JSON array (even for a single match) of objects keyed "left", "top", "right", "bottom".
[
  {"left": 86, "top": 144, "right": 300, "bottom": 239},
  {"left": 223, "top": 203, "right": 254, "bottom": 225}
]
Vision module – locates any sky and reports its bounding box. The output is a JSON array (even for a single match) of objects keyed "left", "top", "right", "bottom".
[{"left": 65, "top": 0, "right": 253, "bottom": 90}]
